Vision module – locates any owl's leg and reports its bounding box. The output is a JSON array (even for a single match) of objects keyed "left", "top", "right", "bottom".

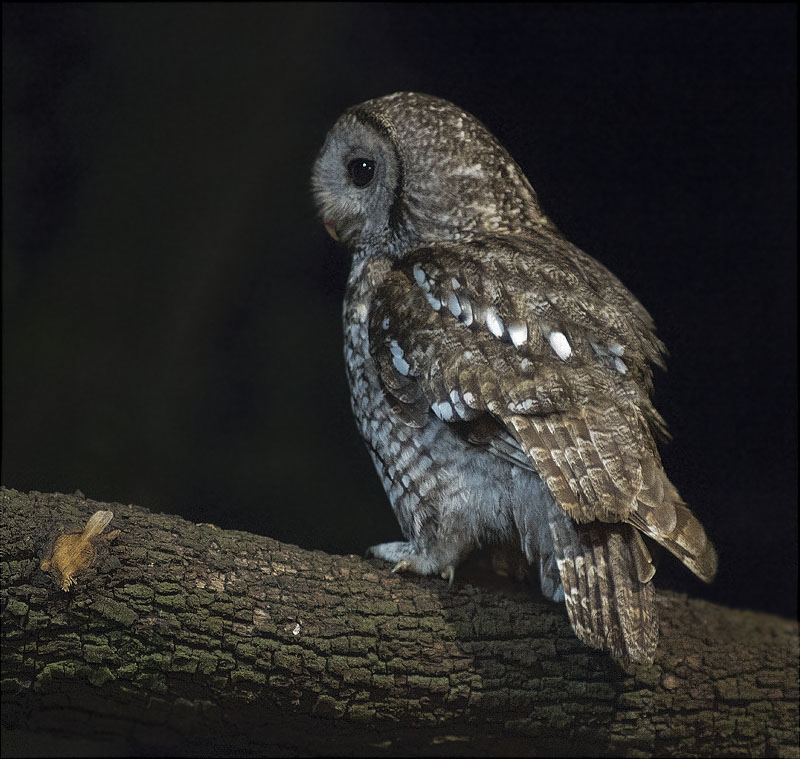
[
  {"left": 366, "top": 541, "right": 461, "bottom": 585},
  {"left": 511, "top": 474, "right": 567, "bottom": 602}
]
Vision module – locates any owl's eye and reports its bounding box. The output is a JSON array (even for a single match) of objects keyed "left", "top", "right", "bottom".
[{"left": 347, "top": 158, "right": 376, "bottom": 188}]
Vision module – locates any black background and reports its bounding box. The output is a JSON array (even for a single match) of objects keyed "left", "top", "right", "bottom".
[{"left": 3, "top": 4, "right": 796, "bottom": 619}]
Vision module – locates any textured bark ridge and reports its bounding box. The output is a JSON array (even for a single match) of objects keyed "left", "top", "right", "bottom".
[{"left": 1, "top": 487, "right": 798, "bottom": 757}]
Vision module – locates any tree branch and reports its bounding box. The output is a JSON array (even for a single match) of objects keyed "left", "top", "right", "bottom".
[{"left": 1, "top": 487, "right": 798, "bottom": 757}]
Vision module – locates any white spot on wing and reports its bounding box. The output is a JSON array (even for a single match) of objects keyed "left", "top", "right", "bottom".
[
  {"left": 459, "top": 297, "right": 473, "bottom": 326},
  {"left": 413, "top": 264, "right": 426, "bottom": 286},
  {"left": 614, "top": 357, "right": 628, "bottom": 374},
  {"left": 381, "top": 316, "right": 390, "bottom": 330},
  {"left": 447, "top": 292, "right": 462, "bottom": 317},
  {"left": 425, "top": 292, "right": 441, "bottom": 311},
  {"left": 449, "top": 388, "right": 467, "bottom": 417},
  {"left": 486, "top": 307, "right": 504, "bottom": 338},
  {"left": 392, "top": 354, "right": 410, "bottom": 375},
  {"left": 432, "top": 401, "right": 454, "bottom": 422},
  {"left": 508, "top": 320, "right": 528, "bottom": 347},
  {"left": 609, "top": 343, "right": 625, "bottom": 356},
  {"left": 548, "top": 331, "right": 572, "bottom": 360}
]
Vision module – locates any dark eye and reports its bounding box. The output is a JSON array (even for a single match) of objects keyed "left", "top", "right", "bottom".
[{"left": 347, "top": 158, "right": 375, "bottom": 188}]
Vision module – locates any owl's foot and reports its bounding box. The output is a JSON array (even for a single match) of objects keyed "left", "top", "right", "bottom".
[
  {"left": 394, "top": 556, "right": 456, "bottom": 586},
  {"left": 440, "top": 564, "right": 455, "bottom": 586},
  {"left": 367, "top": 541, "right": 457, "bottom": 585}
]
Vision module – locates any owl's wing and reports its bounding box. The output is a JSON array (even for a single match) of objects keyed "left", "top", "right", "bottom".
[
  {"left": 370, "top": 233, "right": 717, "bottom": 663},
  {"left": 369, "top": 232, "right": 717, "bottom": 581}
]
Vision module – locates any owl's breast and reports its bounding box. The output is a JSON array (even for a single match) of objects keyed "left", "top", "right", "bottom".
[
  {"left": 343, "top": 255, "right": 396, "bottom": 444},
  {"left": 343, "top": 295, "right": 381, "bottom": 432}
]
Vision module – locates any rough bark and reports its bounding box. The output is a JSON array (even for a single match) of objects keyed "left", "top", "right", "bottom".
[{"left": 1, "top": 487, "right": 798, "bottom": 757}]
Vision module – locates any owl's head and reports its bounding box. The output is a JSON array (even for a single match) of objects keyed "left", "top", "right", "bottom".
[{"left": 312, "top": 92, "right": 552, "bottom": 255}]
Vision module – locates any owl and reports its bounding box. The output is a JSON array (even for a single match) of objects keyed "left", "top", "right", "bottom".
[{"left": 312, "top": 92, "right": 717, "bottom": 664}]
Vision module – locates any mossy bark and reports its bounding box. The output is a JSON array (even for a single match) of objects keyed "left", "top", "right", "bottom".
[{"left": 1, "top": 487, "right": 797, "bottom": 757}]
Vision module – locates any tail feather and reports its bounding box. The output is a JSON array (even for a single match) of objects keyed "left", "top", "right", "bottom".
[
  {"left": 629, "top": 501, "right": 718, "bottom": 583},
  {"left": 631, "top": 462, "right": 718, "bottom": 583},
  {"left": 630, "top": 528, "right": 656, "bottom": 583},
  {"left": 548, "top": 510, "right": 658, "bottom": 664}
]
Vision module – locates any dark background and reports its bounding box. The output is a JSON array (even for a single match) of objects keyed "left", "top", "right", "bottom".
[{"left": 3, "top": 4, "right": 796, "bottom": 618}]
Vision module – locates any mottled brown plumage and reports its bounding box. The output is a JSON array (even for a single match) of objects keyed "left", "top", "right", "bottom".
[{"left": 312, "top": 92, "right": 717, "bottom": 663}]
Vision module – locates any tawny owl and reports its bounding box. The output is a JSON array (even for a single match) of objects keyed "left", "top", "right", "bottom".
[{"left": 312, "top": 92, "right": 717, "bottom": 664}]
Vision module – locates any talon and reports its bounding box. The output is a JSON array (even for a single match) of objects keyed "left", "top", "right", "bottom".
[
  {"left": 392, "top": 559, "right": 410, "bottom": 574},
  {"left": 441, "top": 566, "right": 455, "bottom": 586}
]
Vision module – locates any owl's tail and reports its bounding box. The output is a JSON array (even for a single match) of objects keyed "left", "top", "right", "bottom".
[
  {"left": 629, "top": 459, "right": 719, "bottom": 584},
  {"left": 548, "top": 509, "right": 659, "bottom": 664}
]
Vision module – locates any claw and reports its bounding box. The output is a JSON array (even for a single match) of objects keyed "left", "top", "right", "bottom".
[
  {"left": 441, "top": 565, "right": 455, "bottom": 586},
  {"left": 392, "top": 559, "right": 410, "bottom": 574}
]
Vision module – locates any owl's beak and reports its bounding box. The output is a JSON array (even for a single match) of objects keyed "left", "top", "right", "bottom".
[{"left": 324, "top": 220, "right": 340, "bottom": 241}]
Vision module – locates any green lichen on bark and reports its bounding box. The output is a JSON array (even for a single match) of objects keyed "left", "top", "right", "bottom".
[{"left": 1, "top": 486, "right": 798, "bottom": 757}]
